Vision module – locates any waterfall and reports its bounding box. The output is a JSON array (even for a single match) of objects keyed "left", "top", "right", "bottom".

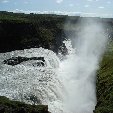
[{"left": 0, "top": 19, "right": 108, "bottom": 113}]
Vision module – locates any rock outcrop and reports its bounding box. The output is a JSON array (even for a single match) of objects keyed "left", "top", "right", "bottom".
[{"left": 0, "top": 96, "right": 50, "bottom": 113}]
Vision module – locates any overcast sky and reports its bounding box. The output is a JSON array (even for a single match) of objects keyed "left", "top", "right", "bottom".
[{"left": 0, "top": 0, "right": 113, "bottom": 17}]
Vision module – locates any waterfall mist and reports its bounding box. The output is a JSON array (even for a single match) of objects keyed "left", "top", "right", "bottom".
[{"left": 58, "top": 18, "right": 108, "bottom": 113}]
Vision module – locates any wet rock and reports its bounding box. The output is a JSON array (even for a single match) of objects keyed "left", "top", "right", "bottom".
[{"left": 3, "top": 56, "right": 45, "bottom": 66}]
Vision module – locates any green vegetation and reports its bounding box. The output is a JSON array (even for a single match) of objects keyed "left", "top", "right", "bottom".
[
  {"left": 0, "top": 11, "right": 68, "bottom": 53},
  {"left": 0, "top": 11, "right": 113, "bottom": 54},
  {"left": 0, "top": 96, "right": 49, "bottom": 113},
  {"left": 94, "top": 40, "right": 113, "bottom": 113}
]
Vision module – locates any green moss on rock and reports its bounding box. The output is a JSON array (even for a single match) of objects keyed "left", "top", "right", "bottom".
[
  {"left": 94, "top": 42, "right": 113, "bottom": 113},
  {"left": 0, "top": 96, "right": 50, "bottom": 113}
]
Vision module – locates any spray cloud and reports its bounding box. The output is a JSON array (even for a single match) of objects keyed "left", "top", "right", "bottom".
[{"left": 58, "top": 18, "right": 108, "bottom": 113}]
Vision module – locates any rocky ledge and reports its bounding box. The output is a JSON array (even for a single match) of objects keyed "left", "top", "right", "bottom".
[{"left": 0, "top": 96, "right": 50, "bottom": 113}]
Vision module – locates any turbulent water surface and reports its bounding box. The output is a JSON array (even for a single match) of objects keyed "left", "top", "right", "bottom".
[{"left": 0, "top": 48, "right": 64, "bottom": 113}]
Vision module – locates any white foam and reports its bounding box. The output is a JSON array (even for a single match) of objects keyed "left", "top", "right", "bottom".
[{"left": 0, "top": 48, "right": 63, "bottom": 113}]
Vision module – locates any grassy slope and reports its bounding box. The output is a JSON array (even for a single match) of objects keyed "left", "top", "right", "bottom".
[
  {"left": 94, "top": 41, "right": 113, "bottom": 113},
  {"left": 0, "top": 96, "right": 49, "bottom": 113}
]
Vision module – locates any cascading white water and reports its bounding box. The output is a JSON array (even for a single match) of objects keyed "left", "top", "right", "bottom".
[
  {"left": 0, "top": 19, "right": 108, "bottom": 113},
  {"left": 58, "top": 19, "right": 108, "bottom": 113}
]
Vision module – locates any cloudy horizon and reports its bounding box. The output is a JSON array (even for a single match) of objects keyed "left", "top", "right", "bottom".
[{"left": 0, "top": 0, "right": 113, "bottom": 17}]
